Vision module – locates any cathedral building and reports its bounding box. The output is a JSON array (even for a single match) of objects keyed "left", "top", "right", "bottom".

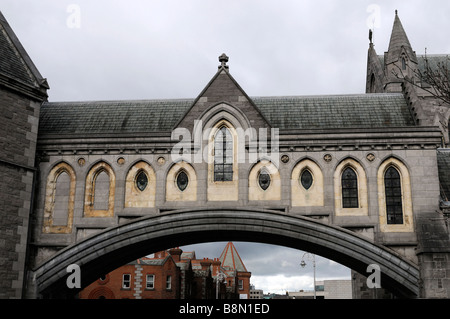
[{"left": 0, "top": 9, "right": 449, "bottom": 299}]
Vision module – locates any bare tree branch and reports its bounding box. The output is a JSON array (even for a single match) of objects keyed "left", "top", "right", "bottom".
[{"left": 392, "top": 52, "right": 450, "bottom": 106}]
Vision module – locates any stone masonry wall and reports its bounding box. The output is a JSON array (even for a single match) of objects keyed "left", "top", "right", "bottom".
[{"left": 0, "top": 88, "right": 41, "bottom": 298}]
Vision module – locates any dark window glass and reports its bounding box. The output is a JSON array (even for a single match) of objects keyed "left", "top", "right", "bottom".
[
  {"left": 401, "top": 57, "right": 407, "bottom": 70},
  {"left": 258, "top": 168, "right": 271, "bottom": 191},
  {"left": 300, "top": 170, "right": 313, "bottom": 190},
  {"left": 342, "top": 167, "right": 358, "bottom": 208},
  {"left": 176, "top": 171, "right": 189, "bottom": 192},
  {"left": 136, "top": 170, "right": 148, "bottom": 191},
  {"left": 214, "top": 127, "right": 233, "bottom": 181},
  {"left": 385, "top": 167, "right": 403, "bottom": 224}
]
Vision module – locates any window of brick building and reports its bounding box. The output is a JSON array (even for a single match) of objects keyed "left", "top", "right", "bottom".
[
  {"left": 166, "top": 275, "right": 172, "bottom": 290},
  {"left": 146, "top": 274, "right": 155, "bottom": 289},
  {"left": 122, "top": 274, "right": 131, "bottom": 289}
]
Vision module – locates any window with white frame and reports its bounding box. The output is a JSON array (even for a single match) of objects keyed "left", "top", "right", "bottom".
[
  {"left": 146, "top": 274, "right": 155, "bottom": 289},
  {"left": 166, "top": 275, "right": 172, "bottom": 290},
  {"left": 122, "top": 274, "right": 131, "bottom": 289}
]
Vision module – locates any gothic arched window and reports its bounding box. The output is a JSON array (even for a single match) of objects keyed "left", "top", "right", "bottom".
[
  {"left": 214, "top": 126, "right": 233, "bottom": 182},
  {"left": 401, "top": 57, "right": 407, "bottom": 70},
  {"left": 342, "top": 167, "right": 359, "bottom": 208},
  {"left": 384, "top": 166, "right": 403, "bottom": 224}
]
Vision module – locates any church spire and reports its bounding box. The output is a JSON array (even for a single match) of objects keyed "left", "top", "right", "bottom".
[
  {"left": 218, "top": 242, "right": 248, "bottom": 272},
  {"left": 386, "top": 10, "right": 417, "bottom": 65}
]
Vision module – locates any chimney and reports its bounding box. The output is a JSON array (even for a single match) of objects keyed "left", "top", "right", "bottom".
[
  {"left": 168, "top": 247, "right": 183, "bottom": 262},
  {"left": 200, "top": 258, "right": 212, "bottom": 271}
]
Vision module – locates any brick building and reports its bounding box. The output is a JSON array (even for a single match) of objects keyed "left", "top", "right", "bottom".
[{"left": 78, "top": 242, "right": 251, "bottom": 299}]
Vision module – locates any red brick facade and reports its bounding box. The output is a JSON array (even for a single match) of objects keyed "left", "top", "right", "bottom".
[{"left": 79, "top": 243, "right": 251, "bottom": 299}]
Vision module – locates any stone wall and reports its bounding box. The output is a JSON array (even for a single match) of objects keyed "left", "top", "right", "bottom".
[{"left": 0, "top": 88, "right": 42, "bottom": 298}]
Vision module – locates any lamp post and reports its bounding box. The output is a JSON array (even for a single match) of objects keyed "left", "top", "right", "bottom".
[
  {"left": 300, "top": 252, "right": 316, "bottom": 299},
  {"left": 215, "top": 272, "right": 227, "bottom": 299}
]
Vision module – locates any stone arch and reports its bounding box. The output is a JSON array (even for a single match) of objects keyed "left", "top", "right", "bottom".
[
  {"left": 33, "top": 209, "right": 420, "bottom": 299},
  {"left": 291, "top": 158, "right": 324, "bottom": 207},
  {"left": 334, "top": 157, "right": 369, "bottom": 217},
  {"left": 84, "top": 161, "right": 115, "bottom": 217},
  {"left": 377, "top": 157, "right": 414, "bottom": 233},
  {"left": 124, "top": 160, "right": 156, "bottom": 208},
  {"left": 42, "top": 161, "right": 76, "bottom": 234}
]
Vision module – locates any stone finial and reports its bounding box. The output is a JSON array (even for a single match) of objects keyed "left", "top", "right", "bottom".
[{"left": 219, "top": 53, "right": 229, "bottom": 69}]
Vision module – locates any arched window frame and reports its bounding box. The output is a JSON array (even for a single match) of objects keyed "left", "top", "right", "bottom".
[
  {"left": 166, "top": 161, "right": 197, "bottom": 202},
  {"left": 84, "top": 161, "right": 115, "bottom": 217},
  {"left": 213, "top": 125, "right": 234, "bottom": 182},
  {"left": 384, "top": 166, "right": 403, "bottom": 225},
  {"left": 125, "top": 161, "right": 156, "bottom": 208},
  {"left": 291, "top": 159, "right": 324, "bottom": 207},
  {"left": 43, "top": 162, "right": 76, "bottom": 234},
  {"left": 248, "top": 160, "right": 280, "bottom": 201},
  {"left": 207, "top": 119, "right": 239, "bottom": 201},
  {"left": 334, "top": 158, "right": 368, "bottom": 216},
  {"left": 378, "top": 158, "right": 414, "bottom": 232},
  {"left": 341, "top": 166, "right": 359, "bottom": 208}
]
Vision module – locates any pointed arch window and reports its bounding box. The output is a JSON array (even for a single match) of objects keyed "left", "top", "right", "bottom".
[
  {"left": 401, "top": 57, "right": 407, "bottom": 70},
  {"left": 384, "top": 166, "right": 403, "bottom": 224},
  {"left": 342, "top": 167, "right": 359, "bottom": 208},
  {"left": 214, "top": 126, "right": 233, "bottom": 182}
]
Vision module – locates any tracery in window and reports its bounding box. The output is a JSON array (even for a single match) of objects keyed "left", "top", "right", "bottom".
[
  {"left": 135, "top": 170, "right": 148, "bottom": 191},
  {"left": 176, "top": 170, "right": 189, "bottom": 192},
  {"left": 300, "top": 169, "right": 313, "bottom": 190},
  {"left": 214, "top": 126, "right": 233, "bottom": 182},
  {"left": 342, "top": 167, "right": 359, "bottom": 208},
  {"left": 258, "top": 168, "right": 271, "bottom": 191},
  {"left": 385, "top": 166, "right": 403, "bottom": 224}
]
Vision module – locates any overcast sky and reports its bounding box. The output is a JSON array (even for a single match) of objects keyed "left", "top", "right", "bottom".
[{"left": 2, "top": 0, "right": 450, "bottom": 294}]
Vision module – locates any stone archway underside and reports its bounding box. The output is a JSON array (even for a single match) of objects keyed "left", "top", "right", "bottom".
[{"left": 33, "top": 208, "right": 420, "bottom": 298}]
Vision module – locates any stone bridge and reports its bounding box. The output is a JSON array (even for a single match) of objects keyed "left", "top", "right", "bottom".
[{"left": 31, "top": 209, "right": 420, "bottom": 299}]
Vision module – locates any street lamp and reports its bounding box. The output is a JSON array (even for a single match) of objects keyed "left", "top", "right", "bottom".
[
  {"left": 215, "top": 272, "right": 227, "bottom": 299},
  {"left": 300, "top": 252, "right": 316, "bottom": 299}
]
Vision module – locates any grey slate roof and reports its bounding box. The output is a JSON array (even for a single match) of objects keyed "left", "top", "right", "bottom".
[
  {"left": 38, "top": 93, "right": 415, "bottom": 136},
  {"left": 252, "top": 94, "right": 414, "bottom": 129},
  {"left": 0, "top": 11, "right": 48, "bottom": 91},
  {"left": 437, "top": 150, "right": 450, "bottom": 201},
  {"left": 39, "top": 99, "right": 193, "bottom": 135}
]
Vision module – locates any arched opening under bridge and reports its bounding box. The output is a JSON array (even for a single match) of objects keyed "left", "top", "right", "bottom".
[{"left": 32, "top": 208, "right": 420, "bottom": 299}]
